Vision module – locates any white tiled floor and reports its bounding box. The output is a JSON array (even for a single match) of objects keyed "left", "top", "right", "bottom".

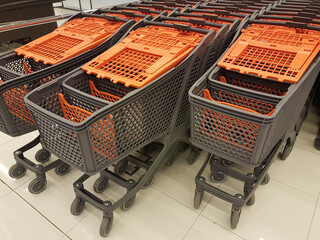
[{"left": 0, "top": 106, "right": 319, "bottom": 240}]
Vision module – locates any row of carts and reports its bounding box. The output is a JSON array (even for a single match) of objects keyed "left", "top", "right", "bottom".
[{"left": 1, "top": 0, "right": 320, "bottom": 237}]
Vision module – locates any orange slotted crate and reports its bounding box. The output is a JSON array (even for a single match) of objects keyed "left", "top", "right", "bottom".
[
  {"left": 15, "top": 17, "right": 125, "bottom": 65},
  {"left": 218, "top": 24, "right": 320, "bottom": 83},
  {"left": 122, "top": 9, "right": 159, "bottom": 18},
  {"left": 82, "top": 26, "right": 205, "bottom": 88}
]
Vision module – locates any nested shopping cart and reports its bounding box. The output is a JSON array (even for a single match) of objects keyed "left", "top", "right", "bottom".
[
  {"left": 162, "top": 12, "right": 243, "bottom": 57},
  {"left": 108, "top": 5, "right": 167, "bottom": 19},
  {"left": 195, "top": 4, "right": 261, "bottom": 17},
  {"left": 126, "top": 2, "right": 181, "bottom": 15},
  {"left": 25, "top": 20, "right": 219, "bottom": 236},
  {"left": 137, "top": 0, "right": 192, "bottom": 12},
  {"left": 189, "top": 19, "right": 320, "bottom": 228},
  {"left": 2, "top": 13, "right": 135, "bottom": 193},
  {"left": 151, "top": 0, "right": 207, "bottom": 8}
]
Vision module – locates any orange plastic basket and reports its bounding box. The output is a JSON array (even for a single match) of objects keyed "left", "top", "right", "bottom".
[
  {"left": 15, "top": 17, "right": 125, "bottom": 65},
  {"left": 82, "top": 26, "right": 205, "bottom": 88},
  {"left": 218, "top": 24, "right": 320, "bottom": 83}
]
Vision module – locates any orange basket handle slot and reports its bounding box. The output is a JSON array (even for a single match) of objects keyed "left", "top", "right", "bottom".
[
  {"left": 203, "top": 89, "right": 275, "bottom": 116},
  {"left": 58, "top": 93, "right": 92, "bottom": 123},
  {"left": 23, "top": 62, "right": 33, "bottom": 74},
  {"left": 88, "top": 81, "right": 121, "bottom": 102}
]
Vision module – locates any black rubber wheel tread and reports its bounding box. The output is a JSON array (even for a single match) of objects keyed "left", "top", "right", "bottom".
[
  {"left": 210, "top": 172, "right": 227, "bottom": 183},
  {"left": 70, "top": 197, "right": 85, "bottom": 216},
  {"left": 121, "top": 195, "right": 136, "bottom": 211},
  {"left": 314, "top": 136, "right": 320, "bottom": 150},
  {"left": 114, "top": 160, "right": 128, "bottom": 175},
  {"left": 261, "top": 173, "right": 270, "bottom": 185},
  {"left": 35, "top": 149, "right": 51, "bottom": 163},
  {"left": 222, "top": 159, "right": 235, "bottom": 167},
  {"left": 194, "top": 189, "right": 204, "bottom": 209},
  {"left": 55, "top": 163, "right": 71, "bottom": 176},
  {"left": 93, "top": 177, "right": 109, "bottom": 193},
  {"left": 9, "top": 164, "right": 27, "bottom": 179},
  {"left": 179, "top": 143, "right": 189, "bottom": 153},
  {"left": 280, "top": 137, "right": 295, "bottom": 160},
  {"left": 230, "top": 208, "right": 241, "bottom": 229},
  {"left": 99, "top": 217, "right": 113, "bottom": 237},
  {"left": 141, "top": 175, "right": 154, "bottom": 189},
  {"left": 28, "top": 178, "right": 47, "bottom": 194},
  {"left": 187, "top": 148, "right": 200, "bottom": 165},
  {"left": 165, "top": 156, "right": 175, "bottom": 167}
]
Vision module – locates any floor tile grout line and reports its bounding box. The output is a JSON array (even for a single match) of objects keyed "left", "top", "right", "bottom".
[
  {"left": 270, "top": 178, "right": 319, "bottom": 199},
  {"left": 200, "top": 214, "right": 246, "bottom": 240},
  {"left": 306, "top": 191, "right": 319, "bottom": 240},
  {"left": 0, "top": 138, "right": 16, "bottom": 147},
  {"left": 12, "top": 189, "right": 66, "bottom": 237},
  {"left": 181, "top": 213, "right": 201, "bottom": 240},
  {"left": 0, "top": 179, "right": 14, "bottom": 199}
]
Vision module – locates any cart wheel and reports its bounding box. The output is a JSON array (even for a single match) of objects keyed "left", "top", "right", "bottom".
[
  {"left": 55, "top": 163, "right": 71, "bottom": 176},
  {"left": 9, "top": 164, "right": 27, "bottom": 179},
  {"left": 121, "top": 195, "right": 136, "bottom": 211},
  {"left": 210, "top": 172, "right": 227, "bottom": 183},
  {"left": 114, "top": 159, "right": 128, "bottom": 175},
  {"left": 179, "top": 143, "right": 189, "bottom": 153},
  {"left": 222, "top": 159, "right": 235, "bottom": 167},
  {"left": 230, "top": 208, "right": 241, "bottom": 229},
  {"left": 28, "top": 178, "right": 47, "bottom": 194},
  {"left": 194, "top": 188, "right": 204, "bottom": 209},
  {"left": 70, "top": 197, "right": 85, "bottom": 216},
  {"left": 244, "top": 186, "right": 255, "bottom": 206},
  {"left": 35, "top": 149, "right": 51, "bottom": 163},
  {"left": 314, "top": 136, "right": 320, "bottom": 150},
  {"left": 280, "top": 139, "right": 294, "bottom": 160},
  {"left": 99, "top": 217, "right": 113, "bottom": 237},
  {"left": 141, "top": 174, "right": 154, "bottom": 189},
  {"left": 187, "top": 148, "right": 200, "bottom": 165},
  {"left": 166, "top": 156, "right": 175, "bottom": 167},
  {"left": 261, "top": 173, "right": 270, "bottom": 185},
  {"left": 93, "top": 177, "right": 109, "bottom": 193}
]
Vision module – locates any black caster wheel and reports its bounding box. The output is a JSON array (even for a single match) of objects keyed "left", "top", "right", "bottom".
[
  {"left": 280, "top": 138, "right": 295, "bottom": 160},
  {"left": 194, "top": 189, "right": 204, "bottom": 209},
  {"left": 93, "top": 177, "right": 109, "bottom": 193},
  {"left": 165, "top": 156, "right": 175, "bottom": 167},
  {"left": 230, "top": 208, "right": 241, "bottom": 229},
  {"left": 210, "top": 172, "right": 227, "bottom": 183},
  {"left": 244, "top": 186, "right": 255, "bottom": 206},
  {"left": 141, "top": 174, "right": 154, "bottom": 189},
  {"left": 9, "top": 164, "right": 27, "bottom": 179},
  {"left": 261, "top": 173, "right": 270, "bottom": 185},
  {"left": 222, "top": 159, "right": 235, "bottom": 167},
  {"left": 55, "top": 163, "right": 71, "bottom": 176},
  {"left": 99, "top": 217, "right": 113, "bottom": 237},
  {"left": 28, "top": 178, "right": 47, "bottom": 194},
  {"left": 70, "top": 197, "right": 85, "bottom": 216},
  {"left": 121, "top": 195, "right": 136, "bottom": 211},
  {"left": 35, "top": 149, "right": 51, "bottom": 163},
  {"left": 114, "top": 159, "right": 128, "bottom": 175},
  {"left": 179, "top": 143, "right": 189, "bottom": 153},
  {"left": 187, "top": 148, "right": 200, "bottom": 165},
  {"left": 314, "top": 136, "right": 320, "bottom": 150}
]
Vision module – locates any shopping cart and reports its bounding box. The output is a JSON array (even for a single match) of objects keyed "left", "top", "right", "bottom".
[
  {"left": 108, "top": 5, "right": 167, "bottom": 19},
  {"left": 195, "top": 4, "right": 261, "bottom": 17},
  {"left": 151, "top": 0, "right": 207, "bottom": 8},
  {"left": 4, "top": 13, "right": 135, "bottom": 193},
  {"left": 189, "top": 19, "right": 320, "bottom": 228},
  {"left": 25, "top": 20, "right": 218, "bottom": 236},
  {"left": 126, "top": 2, "right": 181, "bottom": 15}
]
